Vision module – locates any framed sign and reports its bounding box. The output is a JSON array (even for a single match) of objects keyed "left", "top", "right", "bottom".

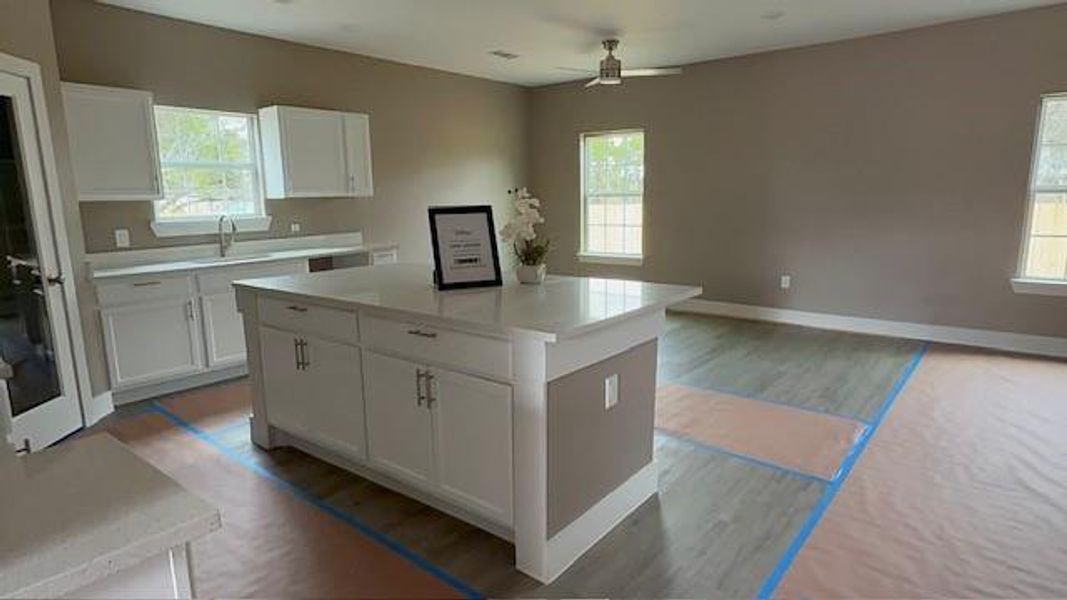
[{"left": 428, "top": 205, "right": 503, "bottom": 290}]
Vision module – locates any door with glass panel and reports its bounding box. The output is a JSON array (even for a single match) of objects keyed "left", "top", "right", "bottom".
[{"left": 0, "top": 71, "right": 82, "bottom": 453}]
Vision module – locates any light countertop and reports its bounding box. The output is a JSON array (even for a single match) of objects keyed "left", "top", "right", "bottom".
[
  {"left": 92, "top": 242, "right": 397, "bottom": 280},
  {"left": 0, "top": 434, "right": 221, "bottom": 598},
  {"left": 234, "top": 263, "right": 702, "bottom": 341}
]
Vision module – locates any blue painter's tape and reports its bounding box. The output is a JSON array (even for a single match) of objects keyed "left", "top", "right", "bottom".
[
  {"left": 655, "top": 429, "right": 831, "bottom": 485},
  {"left": 755, "top": 342, "right": 928, "bottom": 600},
  {"left": 148, "top": 402, "right": 483, "bottom": 600}
]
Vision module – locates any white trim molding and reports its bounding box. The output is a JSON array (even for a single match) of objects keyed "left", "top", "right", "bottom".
[
  {"left": 150, "top": 215, "right": 272, "bottom": 237},
  {"left": 577, "top": 253, "right": 643, "bottom": 266},
  {"left": 1011, "top": 278, "right": 1067, "bottom": 297},
  {"left": 672, "top": 298, "right": 1067, "bottom": 359}
]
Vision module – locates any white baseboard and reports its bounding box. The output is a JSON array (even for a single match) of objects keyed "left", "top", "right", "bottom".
[
  {"left": 542, "top": 460, "right": 658, "bottom": 583},
  {"left": 672, "top": 299, "right": 1067, "bottom": 359},
  {"left": 113, "top": 365, "right": 247, "bottom": 405}
]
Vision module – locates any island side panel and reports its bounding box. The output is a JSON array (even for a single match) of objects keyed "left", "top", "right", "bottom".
[
  {"left": 235, "top": 287, "right": 273, "bottom": 449},
  {"left": 546, "top": 340, "right": 657, "bottom": 536}
]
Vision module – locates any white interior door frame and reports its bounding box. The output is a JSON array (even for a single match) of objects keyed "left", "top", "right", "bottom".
[{"left": 0, "top": 51, "right": 99, "bottom": 446}]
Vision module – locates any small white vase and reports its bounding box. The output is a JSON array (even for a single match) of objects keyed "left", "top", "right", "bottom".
[{"left": 516, "top": 263, "right": 547, "bottom": 284}]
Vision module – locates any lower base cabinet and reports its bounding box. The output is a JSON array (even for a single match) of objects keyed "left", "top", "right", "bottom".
[
  {"left": 260, "top": 326, "right": 366, "bottom": 460},
  {"left": 101, "top": 298, "right": 202, "bottom": 389},
  {"left": 362, "top": 350, "right": 513, "bottom": 526}
]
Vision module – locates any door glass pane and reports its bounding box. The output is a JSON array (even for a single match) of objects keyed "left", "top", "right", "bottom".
[{"left": 0, "top": 98, "right": 61, "bottom": 417}]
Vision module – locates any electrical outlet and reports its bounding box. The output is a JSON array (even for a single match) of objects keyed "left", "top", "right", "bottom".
[
  {"left": 114, "top": 228, "right": 130, "bottom": 248},
  {"left": 780, "top": 274, "right": 792, "bottom": 290},
  {"left": 604, "top": 373, "right": 619, "bottom": 410},
  {"left": 290, "top": 222, "right": 301, "bottom": 234}
]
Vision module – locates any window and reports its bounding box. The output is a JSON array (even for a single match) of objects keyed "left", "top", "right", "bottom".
[
  {"left": 580, "top": 130, "right": 644, "bottom": 264},
  {"left": 1018, "top": 96, "right": 1067, "bottom": 288},
  {"left": 151, "top": 106, "right": 270, "bottom": 236}
]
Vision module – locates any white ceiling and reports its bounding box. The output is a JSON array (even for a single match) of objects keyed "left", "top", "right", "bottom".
[{"left": 100, "top": 0, "right": 1064, "bottom": 86}]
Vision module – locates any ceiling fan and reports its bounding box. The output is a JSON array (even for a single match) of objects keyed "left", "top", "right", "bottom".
[{"left": 571, "top": 39, "right": 683, "bottom": 88}]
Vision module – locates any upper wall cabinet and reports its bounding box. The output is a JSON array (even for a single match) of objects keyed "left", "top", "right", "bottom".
[
  {"left": 259, "top": 106, "right": 373, "bottom": 199},
  {"left": 61, "top": 82, "right": 163, "bottom": 202}
]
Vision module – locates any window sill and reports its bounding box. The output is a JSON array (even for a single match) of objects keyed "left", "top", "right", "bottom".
[
  {"left": 577, "top": 253, "right": 644, "bottom": 266},
  {"left": 150, "top": 216, "right": 272, "bottom": 238},
  {"left": 1011, "top": 278, "right": 1067, "bottom": 297}
]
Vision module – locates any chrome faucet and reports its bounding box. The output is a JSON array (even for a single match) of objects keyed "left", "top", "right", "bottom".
[{"left": 218, "top": 215, "right": 238, "bottom": 257}]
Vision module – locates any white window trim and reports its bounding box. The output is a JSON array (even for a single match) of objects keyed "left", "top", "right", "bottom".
[
  {"left": 150, "top": 215, "right": 272, "bottom": 237},
  {"left": 579, "top": 129, "right": 645, "bottom": 262},
  {"left": 1014, "top": 93, "right": 1067, "bottom": 295},
  {"left": 152, "top": 105, "right": 269, "bottom": 237}
]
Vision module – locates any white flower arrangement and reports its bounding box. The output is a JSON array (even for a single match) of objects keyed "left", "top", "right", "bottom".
[{"left": 499, "top": 187, "right": 551, "bottom": 266}]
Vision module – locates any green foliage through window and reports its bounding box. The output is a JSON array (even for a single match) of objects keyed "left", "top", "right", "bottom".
[{"left": 154, "top": 106, "right": 262, "bottom": 220}]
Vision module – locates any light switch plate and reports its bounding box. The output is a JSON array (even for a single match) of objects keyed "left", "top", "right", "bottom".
[
  {"left": 114, "top": 228, "right": 130, "bottom": 248},
  {"left": 290, "top": 222, "right": 301, "bottom": 234},
  {"left": 780, "top": 274, "right": 792, "bottom": 289},
  {"left": 604, "top": 373, "right": 619, "bottom": 410}
]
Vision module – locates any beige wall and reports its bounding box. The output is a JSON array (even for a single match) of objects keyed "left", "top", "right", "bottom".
[
  {"left": 528, "top": 5, "right": 1067, "bottom": 338},
  {"left": 0, "top": 0, "right": 109, "bottom": 395},
  {"left": 50, "top": 0, "right": 527, "bottom": 259}
]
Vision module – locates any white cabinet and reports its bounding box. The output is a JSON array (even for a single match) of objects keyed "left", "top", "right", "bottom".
[
  {"left": 101, "top": 297, "right": 202, "bottom": 389},
  {"left": 431, "top": 368, "right": 513, "bottom": 525},
  {"left": 362, "top": 350, "right": 512, "bottom": 525},
  {"left": 259, "top": 326, "right": 366, "bottom": 460},
  {"left": 363, "top": 351, "right": 435, "bottom": 488},
  {"left": 200, "top": 292, "right": 246, "bottom": 368},
  {"left": 61, "top": 82, "right": 162, "bottom": 201},
  {"left": 259, "top": 106, "right": 373, "bottom": 199}
]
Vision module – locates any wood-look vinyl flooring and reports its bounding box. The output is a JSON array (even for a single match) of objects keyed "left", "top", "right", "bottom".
[
  {"left": 659, "top": 312, "right": 921, "bottom": 422},
  {"left": 87, "top": 312, "right": 921, "bottom": 597}
]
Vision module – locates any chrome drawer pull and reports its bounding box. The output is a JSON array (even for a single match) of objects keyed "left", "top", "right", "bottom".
[
  {"left": 286, "top": 305, "right": 308, "bottom": 313},
  {"left": 406, "top": 329, "right": 438, "bottom": 339},
  {"left": 132, "top": 281, "right": 163, "bottom": 287}
]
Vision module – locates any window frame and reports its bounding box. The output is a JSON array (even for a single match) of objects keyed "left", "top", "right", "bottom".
[
  {"left": 1013, "top": 93, "right": 1067, "bottom": 296},
  {"left": 578, "top": 129, "right": 646, "bottom": 266},
  {"left": 150, "top": 104, "right": 272, "bottom": 237}
]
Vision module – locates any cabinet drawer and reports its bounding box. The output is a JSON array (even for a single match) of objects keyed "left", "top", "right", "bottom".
[
  {"left": 258, "top": 297, "right": 358, "bottom": 343},
  {"left": 97, "top": 275, "right": 194, "bottom": 306},
  {"left": 361, "top": 314, "right": 511, "bottom": 379},
  {"left": 197, "top": 260, "right": 306, "bottom": 295}
]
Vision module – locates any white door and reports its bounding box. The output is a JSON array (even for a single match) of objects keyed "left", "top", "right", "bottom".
[
  {"left": 60, "top": 83, "right": 161, "bottom": 201},
  {"left": 258, "top": 325, "right": 300, "bottom": 438},
  {"left": 201, "top": 292, "right": 246, "bottom": 368},
  {"left": 304, "top": 335, "right": 366, "bottom": 460},
  {"left": 342, "top": 113, "right": 373, "bottom": 197},
  {"left": 101, "top": 299, "right": 202, "bottom": 389},
  {"left": 281, "top": 107, "right": 347, "bottom": 197},
  {"left": 363, "top": 350, "right": 434, "bottom": 488},
  {"left": 0, "top": 72, "right": 83, "bottom": 452},
  {"left": 430, "top": 368, "right": 513, "bottom": 525}
]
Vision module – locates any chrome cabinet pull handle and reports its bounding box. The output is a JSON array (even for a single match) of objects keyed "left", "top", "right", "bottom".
[
  {"left": 293, "top": 338, "right": 301, "bottom": 370},
  {"left": 185, "top": 300, "right": 195, "bottom": 321},
  {"left": 406, "top": 329, "right": 438, "bottom": 339},
  {"left": 132, "top": 280, "right": 162, "bottom": 287},
  {"left": 425, "top": 371, "right": 436, "bottom": 408},
  {"left": 300, "top": 339, "right": 309, "bottom": 369},
  {"left": 286, "top": 305, "right": 308, "bottom": 313},
  {"left": 415, "top": 368, "right": 426, "bottom": 406}
]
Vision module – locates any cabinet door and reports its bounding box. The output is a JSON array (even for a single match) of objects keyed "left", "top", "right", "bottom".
[
  {"left": 201, "top": 292, "right": 246, "bottom": 368},
  {"left": 430, "top": 369, "right": 513, "bottom": 525},
  {"left": 258, "top": 326, "right": 300, "bottom": 437},
  {"left": 61, "top": 83, "right": 162, "bottom": 201},
  {"left": 343, "top": 113, "right": 373, "bottom": 197},
  {"left": 303, "top": 336, "right": 366, "bottom": 460},
  {"left": 363, "top": 351, "right": 434, "bottom": 488},
  {"left": 280, "top": 107, "right": 348, "bottom": 197},
  {"left": 101, "top": 299, "right": 201, "bottom": 389}
]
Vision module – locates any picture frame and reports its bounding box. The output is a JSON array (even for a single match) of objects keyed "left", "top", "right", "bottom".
[{"left": 427, "top": 205, "right": 503, "bottom": 290}]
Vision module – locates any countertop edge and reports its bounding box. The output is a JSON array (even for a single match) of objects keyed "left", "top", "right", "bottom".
[{"left": 91, "top": 242, "right": 398, "bottom": 281}]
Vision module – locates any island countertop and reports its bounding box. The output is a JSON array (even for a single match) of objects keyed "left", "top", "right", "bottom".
[{"left": 234, "top": 263, "right": 701, "bottom": 341}]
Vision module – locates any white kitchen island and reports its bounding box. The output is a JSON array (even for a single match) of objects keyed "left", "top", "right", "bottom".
[{"left": 234, "top": 263, "right": 700, "bottom": 583}]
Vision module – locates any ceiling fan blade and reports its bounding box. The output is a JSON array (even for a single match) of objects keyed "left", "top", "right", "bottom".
[
  {"left": 584, "top": 78, "right": 602, "bottom": 88},
  {"left": 621, "top": 67, "right": 683, "bottom": 77},
  {"left": 556, "top": 66, "right": 597, "bottom": 74}
]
